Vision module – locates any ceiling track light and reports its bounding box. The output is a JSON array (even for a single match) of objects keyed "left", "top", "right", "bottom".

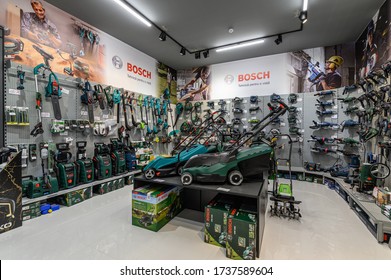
[
  {"left": 112, "top": 0, "right": 151, "bottom": 27},
  {"left": 299, "top": 11, "right": 308, "bottom": 24},
  {"left": 274, "top": 34, "right": 282, "bottom": 45},
  {"left": 215, "top": 39, "right": 265, "bottom": 53},
  {"left": 113, "top": 0, "right": 305, "bottom": 56},
  {"left": 159, "top": 31, "right": 167, "bottom": 41}
]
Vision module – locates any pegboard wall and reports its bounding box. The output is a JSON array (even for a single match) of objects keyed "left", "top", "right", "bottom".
[
  {"left": 5, "top": 62, "right": 172, "bottom": 177},
  {"left": 5, "top": 60, "right": 388, "bottom": 181}
]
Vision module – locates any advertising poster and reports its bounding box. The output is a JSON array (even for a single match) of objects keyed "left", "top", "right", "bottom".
[
  {"left": 355, "top": 0, "right": 391, "bottom": 81},
  {"left": 0, "top": 0, "right": 175, "bottom": 97},
  {"left": 176, "top": 45, "right": 354, "bottom": 101}
]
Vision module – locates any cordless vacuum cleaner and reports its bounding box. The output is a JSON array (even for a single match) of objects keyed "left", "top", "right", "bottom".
[
  {"left": 22, "top": 143, "right": 59, "bottom": 198},
  {"left": 93, "top": 143, "right": 112, "bottom": 180},
  {"left": 55, "top": 143, "right": 76, "bottom": 189},
  {"left": 110, "top": 138, "right": 126, "bottom": 175},
  {"left": 75, "top": 141, "right": 94, "bottom": 184}
]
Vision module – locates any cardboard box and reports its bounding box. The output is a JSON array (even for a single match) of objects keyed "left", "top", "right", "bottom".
[
  {"left": 375, "top": 188, "right": 391, "bottom": 207},
  {"left": 107, "top": 181, "right": 114, "bottom": 192},
  {"left": 0, "top": 153, "right": 22, "bottom": 234},
  {"left": 204, "top": 194, "right": 238, "bottom": 248},
  {"left": 132, "top": 185, "right": 182, "bottom": 232},
  {"left": 22, "top": 207, "right": 41, "bottom": 221},
  {"left": 118, "top": 178, "right": 125, "bottom": 188},
  {"left": 226, "top": 208, "right": 257, "bottom": 260},
  {"left": 51, "top": 187, "right": 92, "bottom": 207},
  {"left": 112, "top": 179, "right": 119, "bottom": 191},
  {"left": 22, "top": 201, "right": 40, "bottom": 212},
  {"left": 93, "top": 183, "right": 109, "bottom": 195}
]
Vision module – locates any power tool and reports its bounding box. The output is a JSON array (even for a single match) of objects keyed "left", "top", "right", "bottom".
[
  {"left": 75, "top": 141, "right": 94, "bottom": 184},
  {"left": 22, "top": 144, "right": 59, "bottom": 198},
  {"left": 109, "top": 138, "right": 126, "bottom": 175},
  {"left": 54, "top": 143, "right": 76, "bottom": 189},
  {"left": 93, "top": 143, "right": 112, "bottom": 180}
]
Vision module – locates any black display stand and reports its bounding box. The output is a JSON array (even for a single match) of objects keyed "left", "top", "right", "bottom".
[
  {"left": 134, "top": 172, "right": 268, "bottom": 258},
  {"left": 0, "top": 152, "right": 22, "bottom": 234},
  {"left": 1, "top": 26, "right": 5, "bottom": 148}
]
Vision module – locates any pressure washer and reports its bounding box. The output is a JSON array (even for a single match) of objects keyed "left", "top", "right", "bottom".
[
  {"left": 75, "top": 141, "right": 94, "bottom": 184},
  {"left": 110, "top": 138, "right": 126, "bottom": 175},
  {"left": 55, "top": 143, "right": 76, "bottom": 189},
  {"left": 93, "top": 143, "right": 112, "bottom": 180}
]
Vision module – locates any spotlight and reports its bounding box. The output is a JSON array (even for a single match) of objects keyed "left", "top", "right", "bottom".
[
  {"left": 159, "top": 31, "right": 167, "bottom": 41},
  {"left": 195, "top": 52, "right": 201, "bottom": 59},
  {"left": 274, "top": 34, "right": 282, "bottom": 45},
  {"left": 180, "top": 47, "right": 186, "bottom": 56},
  {"left": 203, "top": 50, "right": 209, "bottom": 58},
  {"left": 299, "top": 11, "right": 308, "bottom": 24}
]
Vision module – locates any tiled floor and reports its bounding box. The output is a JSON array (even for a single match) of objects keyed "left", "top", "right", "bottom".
[{"left": 0, "top": 180, "right": 390, "bottom": 260}]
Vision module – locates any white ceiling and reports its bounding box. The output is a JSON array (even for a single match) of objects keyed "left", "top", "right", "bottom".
[{"left": 45, "top": 0, "right": 386, "bottom": 69}]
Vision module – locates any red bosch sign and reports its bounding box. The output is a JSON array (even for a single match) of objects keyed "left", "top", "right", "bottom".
[
  {"left": 238, "top": 71, "right": 270, "bottom": 82},
  {"left": 127, "top": 63, "right": 152, "bottom": 79}
]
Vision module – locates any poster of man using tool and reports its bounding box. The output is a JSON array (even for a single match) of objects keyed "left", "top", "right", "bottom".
[{"left": 21, "top": 0, "right": 62, "bottom": 49}]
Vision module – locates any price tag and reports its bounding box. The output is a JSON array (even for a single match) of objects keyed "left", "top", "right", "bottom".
[
  {"left": 9, "top": 112, "right": 16, "bottom": 116},
  {"left": 280, "top": 123, "right": 286, "bottom": 127},
  {"left": 226, "top": 101, "right": 231, "bottom": 104},
  {"left": 297, "top": 108, "right": 302, "bottom": 111},
  {"left": 81, "top": 111, "right": 88, "bottom": 116},
  {"left": 103, "top": 114, "right": 109, "bottom": 119},
  {"left": 297, "top": 98, "right": 303, "bottom": 102},
  {"left": 60, "top": 132, "right": 68, "bottom": 136},
  {"left": 95, "top": 116, "right": 101, "bottom": 121},
  {"left": 281, "top": 136, "right": 288, "bottom": 139},
  {"left": 331, "top": 115, "right": 338, "bottom": 119},
  {"left": 62, "top": 88, "right": 70, "bottom": 94},
  {"left": 333, "top": 105, "right": 338, "bottom": 109},
  {"left": 226, "top": 122, "right": 231, "bottom": 125},
  {"left": 242, "top": 118, "right": 247, "bottom": 121},
  {"left": 41, "top": 112, "right": 50, "bottom": 118},
  {"left": 179, "top": 117, "right": 183, "bottom": 120},
  {"left": 301, "top": 129, "right": 305, "bottom": 133},
  {"left": 243, "top": 110, "right": 247, "bottom": 113},
  {"left": 251, "top": 117, "right": 256, "bottom": 120},
  {"left": 9, "top": 89, "right": 21, "bottom": 95},
  {"left": 243, "top": 126, "right": 248, "bottom": 129}
]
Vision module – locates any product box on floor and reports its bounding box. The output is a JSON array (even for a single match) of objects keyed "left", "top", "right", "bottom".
[
  {"left": 132, "top": 184, "right": 183, "bottom": 232},
  {"left": 374, "top": 187, "right": 391, "bottom": 207},
  {"left": 0, "top": 153, "right": 22, "bottom": 234},
  {"left": 226, "top": 206, "right": 257, "bottom": 260},
  {"left": 107, "top": 181, "right": 114, "bottom": 192},
  {"left": 204, "top": 194, "right": 239, "bottom": 248},
  {"left": 50, "top": 186, "right": 92, "bottom": 206},
  {"left": 93, "top": 182, "right": 109, "bottom": 195},
  {"left": 22, "top": 202, "right": 41, "bottom": 221},
  {"left": 118, "top": 178, "right": 125, "bottom": 188}
]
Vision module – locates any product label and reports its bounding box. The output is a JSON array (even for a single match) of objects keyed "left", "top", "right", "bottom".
[
  {"left": 62, "top": 88, "right": 70, "bottom": 94},
  {"left": 41, "top": 112, "right": 50, "bottom": 118},
  {"left": 8, "top": 89, "right": 21, "bottom": 95}
]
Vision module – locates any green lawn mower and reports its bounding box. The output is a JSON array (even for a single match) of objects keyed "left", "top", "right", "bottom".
[
  {"left": 143, "top": 110, "right": 226, "bottom": 179},
  {"left": 180, "top": 101, "right": 288, "bottom": 186}
]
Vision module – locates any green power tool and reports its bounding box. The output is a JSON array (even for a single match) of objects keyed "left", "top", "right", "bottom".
[
  {"left": 55, "top": 143, "right": 76, "bottom": 189},
  {"left": 109, "top": 138, "right": 126, "bottom": 175},
  {"left": 93, "top": 143, "right": 112, "bottom": 179},
  {"left": 75, "top": 141, "right": 94, "bottom": 184},
  {"left": 22, "top": 143, "right": 59, "bottom": 198}
]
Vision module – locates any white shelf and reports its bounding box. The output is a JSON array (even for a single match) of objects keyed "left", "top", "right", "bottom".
[{"left": 22, "top": 170, "right": 141, "bottom": 205}]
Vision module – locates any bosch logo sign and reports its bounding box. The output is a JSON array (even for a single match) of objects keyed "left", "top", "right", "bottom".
[
  {"left": 224, "top": 74, "right": 234, "bottom": 84},
  {"left": 238, "top": 71, "right": 270, "bottom": 82},
  {"left": 127, "top": 63, "right": 152, "bottom": 79},
  {"left": 112, "top": 55, "right": 123, "bottom": 69}
]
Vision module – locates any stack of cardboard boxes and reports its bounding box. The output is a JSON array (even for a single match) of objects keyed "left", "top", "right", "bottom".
[
  {"left": 132, "top": 184, "right": 183, "bottom": 232},
  {"left": 204, "top": 194, "right": 257, "bottom": 260}
]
